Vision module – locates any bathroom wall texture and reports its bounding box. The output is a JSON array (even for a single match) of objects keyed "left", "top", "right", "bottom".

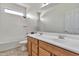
[
  {"left": 0, "top": 3, "right": 29, "bottom": 42},
  {"left": 0, "top": 3, "right": 39, "bottom": 38},
  {"left": 0, "top": 3, "right": 38, "bottom": 51},
  {"left": 40, "top": 4, "right": 79, "bottom": 33},
  {"left": 26, "top": 6, "right": 40, "bottom": 32}
]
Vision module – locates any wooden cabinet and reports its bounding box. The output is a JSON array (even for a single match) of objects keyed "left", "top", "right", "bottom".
[
  {"left": 32, "top": 43, "right": 38, "bottom": 54},
  {"left": 39, "top": 47, "right": 51, "bottom": 56},
  {"left": 32, "top": 51, "right": 37, "bottom": 56},
  {"left": 27, "top": 36, "right": 39, "bottom": 56},
  {"left": 39, "top": 40, "right": 78, "bottom": 56},
  {"left": 27, "top": 37, "right": 32, "bottom": 56},
  {"left": 27, "top": 36, "right": 79, "bottom": 56}
]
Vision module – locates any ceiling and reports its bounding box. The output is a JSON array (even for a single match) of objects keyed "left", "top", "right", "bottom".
[
  {"left": 16, "top": 3, "right": 58, "bottom": 19},
  {"left": 17, "top": 3, "right": 58, "bottom": 13}
]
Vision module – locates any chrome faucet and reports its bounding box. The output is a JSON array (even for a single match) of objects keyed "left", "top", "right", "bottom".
[
  {"left": 58, "top": 35, "right": 64, "bottom": 39},
  {"left": 38, "top": 32, "right": 43, "bottom": 36}
]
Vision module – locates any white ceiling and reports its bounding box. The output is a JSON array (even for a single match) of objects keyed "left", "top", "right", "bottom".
[
  {"left": 16, "top": 3, "right": 58, "bottom": 19},
  {"left": 17, "top": 3, "right": 58, "bottom": 13}
]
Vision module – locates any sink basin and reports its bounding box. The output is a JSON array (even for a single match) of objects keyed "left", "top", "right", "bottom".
[
  {"left": 40, "top": 34, "right": 79, "bottom": 44},
  {"left": 40, "top": 34, "right": 58, "bottom": 39}
]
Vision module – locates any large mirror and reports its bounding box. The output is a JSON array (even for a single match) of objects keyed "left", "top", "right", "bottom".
[{"left": 39, "top": 3, "right": 79, "bottom": 35}]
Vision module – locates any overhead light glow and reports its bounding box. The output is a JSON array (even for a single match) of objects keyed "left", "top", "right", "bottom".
[
  {"left": 27, "top": 14, "right": 32, "bottom": 19},
  {"left": 4, "top": 9, "right": 24, "bottom": 16},
  {"left": 40, "top": 18, "right": 45, "bottom": 21},
  {"left": 41, "top": 3, "right": 49, "bottom": 8}
]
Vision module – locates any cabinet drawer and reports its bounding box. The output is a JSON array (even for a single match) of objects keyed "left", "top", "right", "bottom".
[
  {"left": 39, "top": 40, "right": 55, "bottom": 53},
  {"left": 32, "top": 43, "right": 38, "bottom": 54},
  {"left": 53, "top": 47, "right": 78, "bottom": 56},
  {"left": 39, "top": 47, "right": 51, "bottom": 56},
  {"left": 39, "top": 40, "right": 79, "bottom": 56},
  {"left": 29, "top": 37, "right": 38, "bottom": 44}
]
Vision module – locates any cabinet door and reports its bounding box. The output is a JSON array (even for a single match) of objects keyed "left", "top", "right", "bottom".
[
  {"left": 27, "top": 36, "right": 39, "bottom": 56},
  {"left": 32, "top": 43, "right": 38, "bottom": 55},
  {"left": 32, "top": 51, "right": 37, "bottom": 56},
  {"left": 39, "top": 47, "right": 51, "bottom": 56},
  {"left": 27, "top": 37, "right": 32, "bottom": 56},
  {"left": 30, "top": 37, "right": 38, "bottom": 45}
]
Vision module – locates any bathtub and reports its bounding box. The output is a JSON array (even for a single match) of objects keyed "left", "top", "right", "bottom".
[
  {"left": 0, "top": 13, "right": 26, "bottom": 51},
  {"left": 0, "top": 37, "right": 25, "bottom": 51}
]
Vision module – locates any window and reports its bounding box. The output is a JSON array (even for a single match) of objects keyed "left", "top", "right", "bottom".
[{"left": 4, "top": 9, "right": 24, "bottom": 16}]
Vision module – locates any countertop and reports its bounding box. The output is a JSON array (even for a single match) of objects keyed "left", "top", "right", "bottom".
[{"left": 28, "top": 33, "right": 79, "bottom": 54}]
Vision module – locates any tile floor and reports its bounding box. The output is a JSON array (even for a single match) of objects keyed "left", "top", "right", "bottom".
[{"left": 0, "top": 46, "right": 28, "bottom": 56}]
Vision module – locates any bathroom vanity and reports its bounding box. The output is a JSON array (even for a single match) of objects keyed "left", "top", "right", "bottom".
[{"left": 27, "top": 33, "right": 79, "bottom": 56}]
